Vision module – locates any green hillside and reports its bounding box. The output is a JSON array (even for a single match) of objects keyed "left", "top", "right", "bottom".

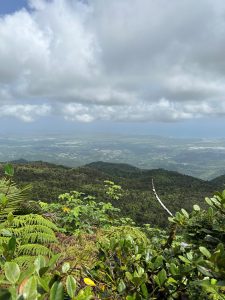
[
  {"left": 1, "top": 162, "right": 225, "bottom": 299},
  {"left": 0, "top": 161, "right": 219, "bottom": 227}
]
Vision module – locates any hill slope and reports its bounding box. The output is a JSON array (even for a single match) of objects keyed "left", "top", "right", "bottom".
[{"left": 0, "top": 160, "right": 220, "bottom": 227}]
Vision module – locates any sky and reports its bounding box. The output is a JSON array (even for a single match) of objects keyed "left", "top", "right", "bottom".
[{"left": 0, "top": 0, "right": 225, "bottom": 137}]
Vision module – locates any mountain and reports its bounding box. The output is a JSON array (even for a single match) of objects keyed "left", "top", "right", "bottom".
[
  {"left": 210, "top": 174, "right": 225, "bottom": 189},
  {"left": 86, "top": 161, "right": 143, "bottom": 177},
  {"left": 0, "top": 160, "right": 221, "bottom": 227}
]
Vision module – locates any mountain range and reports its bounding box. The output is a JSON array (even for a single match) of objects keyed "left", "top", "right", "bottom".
[{"left": 1, "top": 160, "right": 225, "bottom": 228}]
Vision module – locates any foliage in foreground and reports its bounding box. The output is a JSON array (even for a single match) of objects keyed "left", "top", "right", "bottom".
[{"left": 0, "top": 164, "right": 225, "bottom": 299}]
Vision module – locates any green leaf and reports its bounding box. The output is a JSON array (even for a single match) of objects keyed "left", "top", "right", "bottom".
[
  {"left": 18, "top": 265, "right": 35, "bottom": 286},
  {"left": 4, "top": 164, "right": 14, "bottom": 177},
  {"left": 126, "top": 296, "right": 136, "bottom": 300},
  {"left": 38, "top": 277, "right": 50, "bottom": 292},
  {"left": 169, "top": 263, "right": 179, "bottom": 276},
  {"left": 34, "top": 255, "right": 46, "bottom": 276},
  {"left": 178, "top": 256, "right": 191, "bottom": 264},
  {"left": 205, "top": 197, "right": 213, "bottom": 206},
  {"left": 76, "top": 287, "right": 93, "bottom": 300},
  {"left": 22, "top": 276, "right": 38, "bottom": 299},
  {"left": 125, "top": 272, "right": 133, "bottom": 281},
  {"left": 141, "top": 283, "right": 148, "bottom": 298},
  {"left": 158, "top": 269, "right": 167, "bottom": 286},
  {"left": 197, "top": 266, "right": 212, "bottom": 277},
  {"left": 66, "top": 275, "right": 77, "bottom": 298},
  {"left": 8, "top": 236, "right": 16, "bottom": 253},
  {"left": 117, "top": 279, "right": 126, "bottom": 293},
  {"left": 50, "top": 281, "right": 64, "bottom": 300},
  {"left": 4, "top": 262, "right": 20, "bottom": 284},
  {"left": 62, "top": 262, "right": 70, "bottom": 273},
  {"left": 181, "top": 209, "right": 189, "bottom": 218},
  {"left": 48, "top": 253, "right": 61, "bottom": 268},
  {"left": 199, "top": 246, "right": 211, "bottom": 258},
  {"left": 193, "top": 205, "right": 200, "bottom": 211},
  {"left": 168, "top": 217, "right": 175, "bottom": 223}
]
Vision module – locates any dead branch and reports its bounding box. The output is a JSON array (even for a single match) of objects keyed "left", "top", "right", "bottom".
[{"left": 151, "top": 179, "right": 173, "bottom": 217}]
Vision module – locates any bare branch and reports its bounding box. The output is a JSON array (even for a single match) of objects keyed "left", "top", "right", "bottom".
[{"left": 151, "top": 179, "right": 173, "bottom": 217}]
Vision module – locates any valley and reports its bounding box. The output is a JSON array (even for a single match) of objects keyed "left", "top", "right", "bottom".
[{"left": 1, "top": 134, "right": 225, "bottom": 180}]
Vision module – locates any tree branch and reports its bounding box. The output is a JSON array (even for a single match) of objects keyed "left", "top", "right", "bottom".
[{"left": 151, "top": 179, "right": 173, "bottom": 217}]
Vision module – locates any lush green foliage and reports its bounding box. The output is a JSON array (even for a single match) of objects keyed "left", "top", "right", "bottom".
[
  {"left": 1, "top": 163, "right": 225, "bottom": 299},
  {"left": 3, "top": 161, "right": 218, "bottom": 228},
  {"left": 39, "top": 181, "right": 133, "bottom": 235}
]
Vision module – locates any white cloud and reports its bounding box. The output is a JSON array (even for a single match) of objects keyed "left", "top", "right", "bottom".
[
  {"left": 0, "top": 104, "right": 51, "bottom": 122},
  {"left": 0, "top": 0, "right": 225, "bottom": 122}
]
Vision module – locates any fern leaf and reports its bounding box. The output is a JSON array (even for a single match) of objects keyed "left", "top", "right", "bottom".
[
  {"left": 13, "top": 255, "right": 35, "bottom": 267},
  {"left": 18, "top": 244, "right": 52, "bottom": 256}
]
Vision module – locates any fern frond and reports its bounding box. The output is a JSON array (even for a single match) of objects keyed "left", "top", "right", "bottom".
[
  {"left": 0, "top": 179, "right": 31, "bottom": 218},
  {"left": 14, "top": 255, "right": 35, "bottom": 267},
  {"left": 18, "top": 244, "right": 52, "bottom": 256},
  {"left": 12, "top": 225, "right": 55, "bottom": 236},
  {"left": 10, "top": 214, "right": 58, "bottom": 230},
  {"left": 23, "top": 232, "right": 57, "bottom": 244},
  {"left": 0, "top": 236, "right": 10, "bottom": 245}
]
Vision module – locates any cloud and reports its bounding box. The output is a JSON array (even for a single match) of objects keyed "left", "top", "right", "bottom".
[
  {"left": 0, "top": 0, "right": 225, "bottom": 122},
  {"left": 0, "top": 104, "right": 51, "bottom": 122}
]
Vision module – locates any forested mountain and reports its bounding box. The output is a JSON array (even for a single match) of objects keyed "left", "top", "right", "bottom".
[
  {"left": 0, "top": 161, "right": 221, "bottom": 227},
  {"left": 210, "top": 174, "right": 225, "bottom": 189},
  {"left": 1, "top": 161, "right": 225, "bottom": 299}
]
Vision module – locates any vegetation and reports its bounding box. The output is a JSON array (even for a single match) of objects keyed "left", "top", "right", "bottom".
[
  {"left": 1, "top": 163, "right": 225, "bottom": 299},
  {"left": 0, "top": 161, "right": 218, "bottom": 228}
]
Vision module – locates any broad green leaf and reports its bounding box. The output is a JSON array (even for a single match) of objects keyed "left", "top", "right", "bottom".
[
  {"left": 158, "top": 269, "right": 167, "bottom": 286},
  {"left": 181, "top": 209, "right": 189, "bottom": 218},
  {"left": 50, "top": 281, "right": 64, "bottom": 300},
  {"left": 4, "top": 262, "right": 20, "bottom": 284},
  {"left": 141, "top": 283, "right": 148, "bottom": 298},
  {"left": 197, "top": 266, "right": 212, "bottom": 277},
  {"left": 8, "top": 236, "right": 16, "bottom": 253},
  {"left": 62, "top": 262, "right": 70, "bottom": 273},
  {"left": 66, "top": 275, "right": 77, "bottom": 298},
  {"left": 48, "top": 253, "right": 61, "bottom": 268},
  {"left": 168, "top": 217, "right": 176, "bottom": 223},
  {"left": 199, "top": 246, "right": 211, "bottom": 258},
  {"left": 18, "top": 265, "right": 35, "bottom": 285},
  {"left": 22, "top": 276, "right": 38, "bottom": 299},
  {"left": 153, "top": 255, "right": 164, "bottom": 269},
  {"left": 193, "top": 205, "right": 200, "bottom": 211},
  {"left": 126, "top": 296, "right": 136, "bottom": 300},
  {"left": 205, "top": 197, "right": 213, "bottom": 206},
  {"left": 153, "top": 275, "right": 160, "bottom": 286},
  {"left": 76, "top": 286, "right": 93, "bottom": 300},
  {"left": 169, "top": 263, "right": 179, "bottom": 276},
  {"left": 34, "top": 255, "right": 46, "bottom": 276},
  {"left": 117, "top": 279, "right": 126, "bottom": 293},
  {"left": 125, "top": 272, "right": 133, "bottom": 281},
  {"left": 38, "top": 277, "right": 50, "bottom": 292},
  {"left": 178, "top": 256, "right": 191, "bottom": 264}
]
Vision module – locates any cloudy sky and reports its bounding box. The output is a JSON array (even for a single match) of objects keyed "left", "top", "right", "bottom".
[{"left": 0, "top": 0, "right": 225, "bottom": 137}]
